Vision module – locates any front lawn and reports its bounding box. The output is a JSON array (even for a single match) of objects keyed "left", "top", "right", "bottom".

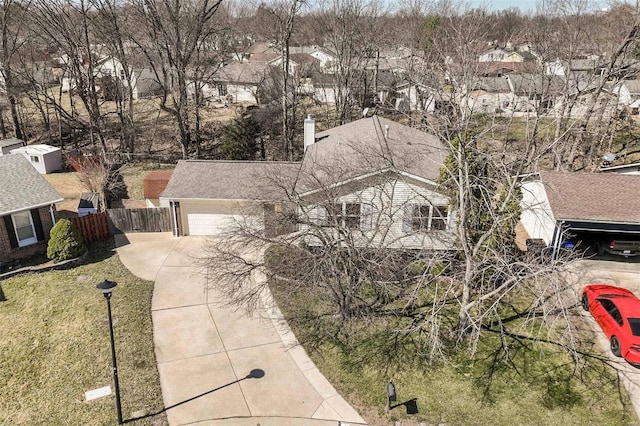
[
  {"left": 0, "top": 241, "right": 166, "bottom": 425},
  {"left": 271, "top": 279, "right": 637, "bottom": 426}
]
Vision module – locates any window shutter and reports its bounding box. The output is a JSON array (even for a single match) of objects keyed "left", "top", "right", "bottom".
[
  {"left": 31, "top": 209, "right": 45, "bottom": 241},
  {"left": 360, "top": 203, "right": 373, "bottom": 231},
  {"left": 3, "top": 216, "right": 18, "bottom": 248},
  {"left": 402, "top": 204, "right": 414, "bottom": 233}
]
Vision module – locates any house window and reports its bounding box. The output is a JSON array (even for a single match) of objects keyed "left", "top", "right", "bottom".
[
  {"left": 404, "top": 204, "right": 448, "bottom": 233},
  {"left": 318, "top": 203, "right": 372, "bottom": 230},
  {"left": 218, "top": 84, "right": 228, "bottom": 96},
  {"left": 11, "top": 211, "right": 37, "bottom": 247},
  {"left": 30, "top": 156, "right": 40, "bottom": 163}
]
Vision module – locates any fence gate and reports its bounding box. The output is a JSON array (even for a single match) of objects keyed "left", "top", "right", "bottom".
[{"left": 107, "top": 208, "right": 172, "bottom": 234}]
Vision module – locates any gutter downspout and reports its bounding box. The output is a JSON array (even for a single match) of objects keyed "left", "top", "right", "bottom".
[
  {"left": 170, "top": 201, "right": 179, "bottom": 237},
  {"left": 49, "top": 204, "right": 56, "bottom": 226}
]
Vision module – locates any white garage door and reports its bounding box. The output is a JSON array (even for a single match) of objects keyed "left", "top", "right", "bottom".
[{"left": 187, "top": 213, "right": 244, "bottom": 236}]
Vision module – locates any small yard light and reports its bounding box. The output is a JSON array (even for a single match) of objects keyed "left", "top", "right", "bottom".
[
  {"left": 96, "top": 279, "right": 123, "bottom": 425},
  {"left": 386, "top": 380, "right": 396, "bottom": 411}
]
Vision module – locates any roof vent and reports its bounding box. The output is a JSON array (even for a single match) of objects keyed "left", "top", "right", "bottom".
[{"left": 384, "top": 124, "right": 390, "bottom": 138}]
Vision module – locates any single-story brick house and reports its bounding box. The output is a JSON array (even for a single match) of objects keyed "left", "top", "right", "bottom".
[{"left": 0, "top": 154, "right": 63, "bottom": 265}]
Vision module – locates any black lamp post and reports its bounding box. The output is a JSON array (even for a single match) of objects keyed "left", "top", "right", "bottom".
[{"left": 97, "top": 279, "right": 123, "bottom": 425}]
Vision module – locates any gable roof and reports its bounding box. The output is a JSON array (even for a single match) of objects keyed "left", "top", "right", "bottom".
[
  {"left": 160, "top": 160, "right": 300, "bottom": 201},
  {"left": 0, "top": 154, "right": 63, "bottom": 215},
  {"left": 298, "top": 115, "right": 447, "bottom": 193},
  {"left": 539, "top": 171, "right": 640, "bottom": 224},
  {"left": 215, "top": 62, "right": 272, "bottom": 85}
]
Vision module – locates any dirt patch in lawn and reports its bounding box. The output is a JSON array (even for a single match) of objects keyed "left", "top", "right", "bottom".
[{"left": 44, "top": 172, "right": 86, "bottom": 218}]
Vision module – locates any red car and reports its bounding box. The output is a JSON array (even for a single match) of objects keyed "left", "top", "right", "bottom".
[{"left": 582, "top": 284, "right": 640, "bottom": 365}]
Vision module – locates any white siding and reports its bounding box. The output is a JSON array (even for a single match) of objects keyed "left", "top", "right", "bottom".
[
  {"left": 520, "top": 180, "right": 556, "bottom": 245},
  {"left": 301, "top": 178, "right": 456, "bottom": 250}
]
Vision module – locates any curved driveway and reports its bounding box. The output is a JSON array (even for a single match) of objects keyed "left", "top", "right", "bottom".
[{"left": 116, "top": 232, "right": 366, "bottom": 426}]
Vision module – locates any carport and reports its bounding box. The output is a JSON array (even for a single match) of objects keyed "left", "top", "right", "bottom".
[{"left": 520, "top": 171, "right": 640, "bottom": 256}]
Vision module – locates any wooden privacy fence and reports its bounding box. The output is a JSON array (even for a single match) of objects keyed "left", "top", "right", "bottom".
[
  {"left": 70, "top": 211, "right": 110, "bottom": 243},
  {"left": 107, "top": 208, "right": 172, "bottom": 234}
]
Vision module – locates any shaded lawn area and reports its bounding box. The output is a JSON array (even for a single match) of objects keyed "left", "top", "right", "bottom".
[
  {"left": 271, "top": 280, "right": 637, "bottom": 426},
  {"left": 0, "top": 241, "right": 167, "bottom": 425}
]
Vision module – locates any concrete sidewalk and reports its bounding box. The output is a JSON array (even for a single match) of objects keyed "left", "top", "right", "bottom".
[{"left": 115, "top": 233, "right": 366, "bottom": 426}]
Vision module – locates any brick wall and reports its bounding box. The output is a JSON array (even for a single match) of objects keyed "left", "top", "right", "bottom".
[{"left": 0, "top": 206, "right": 56, "bottom": 264}]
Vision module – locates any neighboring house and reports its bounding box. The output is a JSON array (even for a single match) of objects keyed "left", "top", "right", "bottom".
[
  {"left": 144, "top": 170, "right": 173, "bottom": 208},
  {"left": 506, "top": 74, "right": 565, "bottom": 114},
  {"left": 520, "top": 171, "right": 640, "bottom": 252},
  {"left": 161, "top": 116, "right": 456, "bottom": 252},
  {"left": 61, "top": 55, "right": 138, "bottom": 100},
  {"left": 461, "top": 76, "right": 512, "bottom": 114},
  {"left": 268, "top": 53, "right": 320, "bottom": 77},
  {"left": 10, "top": 144, "right": 63, "bottom": 174},
  {"left": 0, "top": 137, "right": 25, "bottom": 155},
  {"left": 613, "top": 79, "right": 640, "bottom": 114},
  {"left": 478, "top": 47, "right": 538, "bottom": 63},
  {"left": 213, "top": 62, "right": 273, "bottom": 104},
  {"left": 599, "top": 162, "right": 640, "bottom": 175},
  {"left": 0, "top": 154, "right": 63, "bottom": 264}
]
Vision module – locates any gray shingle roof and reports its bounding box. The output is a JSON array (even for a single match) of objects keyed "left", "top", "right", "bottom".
[
  {"left": 0, "top": 137, "right": 24, "bottom": 148},
  {"left": 162, "top": 117, "right": 447, "bottom": 202},
  {"left": 298, "top": 115, "right": 447, "bottom": 193},
  {"left": 540, "top": 171, "right": 640, "bottom": 223},
  {"left": 215, "top": 62, "right": 272, "bottom": 85},
  {"left": 0, "top": 154, "right": 63, "bottom": 215},
  {"left": 160, "top": 160, "right": 301, "bottom": 201}
]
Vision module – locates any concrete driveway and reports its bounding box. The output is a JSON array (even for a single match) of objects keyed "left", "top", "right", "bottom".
[
  {"left": 116, "top": 232, "right": 366, "bottom": 426},
  {"left": 575, "top": 256, "right": 640, "bottom": 419}
]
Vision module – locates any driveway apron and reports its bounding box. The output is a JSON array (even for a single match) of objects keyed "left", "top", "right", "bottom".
[{"left": 116, "top": 233, "right": 366, "bottom": 425}]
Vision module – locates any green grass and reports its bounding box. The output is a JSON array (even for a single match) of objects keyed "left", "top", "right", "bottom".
[
  {"left": 271, "top": 279, "right": 637, "bottom": 426},
  {"left": 0, "top": 241, "right": 167, "bottom": 425}
]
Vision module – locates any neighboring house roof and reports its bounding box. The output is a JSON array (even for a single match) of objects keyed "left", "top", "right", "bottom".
[
  {"left": 472, "top": 77, "right": 511, "bottom": 93},
  {"left": 599, "top": 162, "right": 640, "bottom": 173},
  {"left": 215, "top": 62, "right": 272, "bottom": 85},
  {"left": 11, "top": 144, "right": 61, "bottom": 155},
  {"left": 0, "top": 154, "right": 63, "bottom": 215},
  {"left": 623, "top": 79, "right": 640, "bottom": 96},
  {"left": 540, "top": 171, "right": 640, "bottom": 224},
  {"left": 144, "top": 170, "right": 174, "bottom": 199},
  {"left": 0, "top": 137, "right": 24, "bottom": 148},
  {"left": 160, "top": 160, "right": 301, "bottom": 201},
  {"left": 248, "top": 52, "right": 279, "bottom": 63},
  {"left": 508, "top": 74, "right": 565, "bottom": 95},
  {"left": 298, "top": 115, "right": 447, "bottom": 194},
  {"left": 476, "top": 61, "right": 540, "bottom": 75}
]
